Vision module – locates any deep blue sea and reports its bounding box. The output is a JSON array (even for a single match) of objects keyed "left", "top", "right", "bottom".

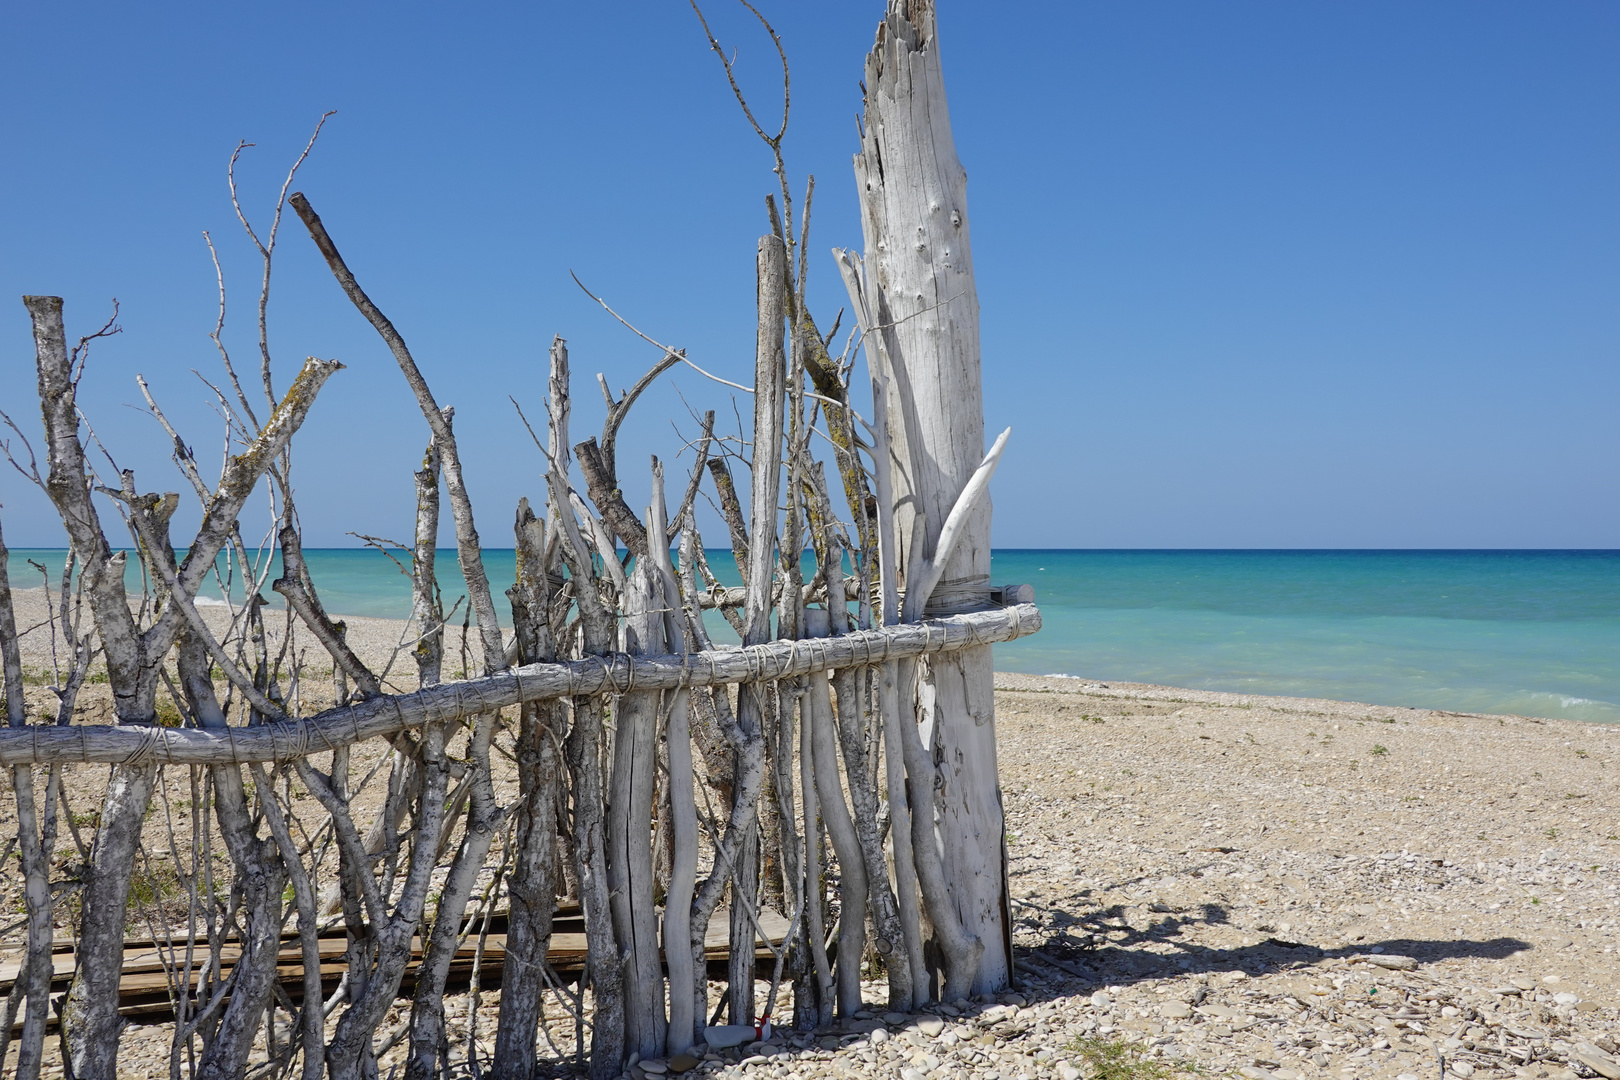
[{"left": 7, "top": 548, "right": 1618, "bottom": 724}]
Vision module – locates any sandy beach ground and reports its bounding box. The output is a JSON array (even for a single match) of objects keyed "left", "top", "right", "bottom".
[{"left": 4, "top": 586, "right": 1619, "bottom": 1080}]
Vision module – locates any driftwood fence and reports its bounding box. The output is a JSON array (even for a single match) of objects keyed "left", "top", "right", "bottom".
[{"left": 0, "top": 4, "right": 1033, "bottom": 1080}]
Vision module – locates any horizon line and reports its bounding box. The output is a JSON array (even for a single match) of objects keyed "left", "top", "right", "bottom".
[{"left": 7, "top": 546, "right": 1619, "bottom": 555}]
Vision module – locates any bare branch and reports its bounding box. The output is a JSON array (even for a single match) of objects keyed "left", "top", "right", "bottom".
[
  {"left": 676, "top": 410, "right": 716, "bottom": 528},
  {"left": 229, "top": 111, "right": 335, "bottom": 406},
  {"left": 201, "top": 229, "right": 260, "bottom": 432},
  {"left": 273, "top": 516, "right": 382, "bottom": 699},
  {"left": 289, "top": 191, "right": 506, "bottom": 675}
]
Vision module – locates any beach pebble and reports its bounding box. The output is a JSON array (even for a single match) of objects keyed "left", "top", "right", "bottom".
[
  {"left": 916, "top": 1015, "right": 945, "bottom": 1037},
  {"left": 1355, "top": 954, "right": 1417, "bottom": 971},
  {"left": 1571, "top": 1045, "right": 1620, "bottom": 1080}
]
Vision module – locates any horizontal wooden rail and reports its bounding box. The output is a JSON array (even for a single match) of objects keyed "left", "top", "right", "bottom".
[{"left": 0, "top": 603, "right": 1040, "bottom": 766}]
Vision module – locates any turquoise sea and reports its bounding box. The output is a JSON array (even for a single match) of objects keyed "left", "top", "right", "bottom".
[{"left": 7, "top": 548, "right": 1618, "bottom": 724}]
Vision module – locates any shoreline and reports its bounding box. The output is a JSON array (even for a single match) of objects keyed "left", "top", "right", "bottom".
[{"left": 4, "top": 585, "right": 1594, "bottom": 729}]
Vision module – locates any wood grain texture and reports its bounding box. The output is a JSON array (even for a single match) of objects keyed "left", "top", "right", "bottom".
[
  {"left": 0, "top": 605, "right": 1039, "bottom": 766},
  {"left": 855, "top": 0, "right": 1011, "bottom": 995}
]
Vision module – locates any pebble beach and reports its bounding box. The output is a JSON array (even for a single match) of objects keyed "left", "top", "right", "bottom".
[{"left": 4, "top": 589, "right": 1620, "bottom": 1080}]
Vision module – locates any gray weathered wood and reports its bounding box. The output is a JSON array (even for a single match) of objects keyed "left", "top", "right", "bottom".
[
  {"left": 730, "top": 233, "right": 788, "bottom": 1026},
  {"left": 412, "top": 438, "right": 445, "bottom": 687},
  {"left": 802, "top": 609, "right": 866, "bottom": 1018},
  {"left": 25, "top": 294, "right": 340, "bottom": 1079},
  {"left": 646, "top": 484, "right": 701, "bottom": 1057},
  {"left": 991, "top": 583, "right": 1035, "bottom": 606},
  {"left": 493, "top": 499, "right": 563, "bottom": 1080},
  {"left": 0, "top": 607, "right": 1040, "bottom": 763},
  {"left": 854, "top": 0, "right": 1010, "bottom": 996},
  {"left": 835, "top": 254, "right": 929, "bottom": 1005},
  {"left": 0, "top": 519, "right": 52, "bottom": 1080},
  {"left": 290, "top": 193, "right": 506, "bottom": 677},
  {"left": 546, "top": 336, "right": 625, "bottom": 1080},
  {"left": 609, "top": 562, "right": 668, "bottom": 1061}
]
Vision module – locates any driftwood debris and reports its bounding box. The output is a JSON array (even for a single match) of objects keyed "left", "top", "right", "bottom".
[{"left": 0, "top": 4, "right": 1034, "bottom": 1079}]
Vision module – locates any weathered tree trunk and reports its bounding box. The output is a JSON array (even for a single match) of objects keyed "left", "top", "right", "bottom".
[
  {"left": 646, "top": 485, "right": 700, "bottom": 1057},
  {"left": 545, "top": 336, "right": 625, "bottom": 1080},
  {"left": 681, "top": 519, "right": 768, "bottom": 1041},
  {"left": 321, "top": 727, "right": 449, "bottom": 1080},
  {"left": 728, "top": 233, "right": 788, "bottom": 1026},
  {"left": 853, "top": 0, "right": 1009, "bottom": 996},
  {"left": 565, "top": 690, "right": 622, "bottom": 1080},
  {"left": 802, "top": 609, "right": 866, "bottom": 1019},
  {"left": 27, "top": 294, "right": 157, "bottom": 1079},
  {"left": 250, "top": 760, "right": 325, "bottom": 1080},
  {"left": 493, "top": 500, "right": 563, "bottom": 1080},
  {"left": 0, "top": 520, "right": 53, "bottom": 1080},
  {"left": 404, "top": 703, "right": 505, "bottom": 1080},
  {"left": 178, "top": 629, "right": 288, "bottom": 1080},
  {"left": 608, "top": 562, "right": 669, "bottom": 1062},
  {"left": 806, "top": 469, "right": 908, "bottom": 1009},
  {"left": 25, "top": 294, "right": 339, "bottom": 1077},
  {"left": 797, "top": 669, "right": 837, "bottom": 1026},
  {"left": 663, "top": 689, "right": 699, "bottom": 1050}
]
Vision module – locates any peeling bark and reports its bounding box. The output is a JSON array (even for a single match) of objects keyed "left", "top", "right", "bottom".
[
  {"left": 545, "top": 336, "right": 625, "bottom": 1080},
  {"left": 1, "top": 519, "right": 53, "bottom": 1080},
  {"left": 493, "top": 499, "right": 565, "bottom": 1080}
]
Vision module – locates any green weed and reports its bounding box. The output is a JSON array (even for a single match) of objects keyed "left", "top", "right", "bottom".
[
  {"left": 1064, "top": 1035, "right": 1185, "bottom": 1080},
  {"left": 129, "top": 861, "right": 184, "bottom": 912}
]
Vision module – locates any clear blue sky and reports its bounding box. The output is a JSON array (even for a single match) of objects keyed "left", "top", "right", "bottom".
[{"left": 3, "top": 1, "right": 1616, "bottom": 550}]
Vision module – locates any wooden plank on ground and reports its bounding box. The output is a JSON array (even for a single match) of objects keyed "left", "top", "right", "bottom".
[{"left": 1, "top": 906, "right": 789, "bottom": 1030}]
